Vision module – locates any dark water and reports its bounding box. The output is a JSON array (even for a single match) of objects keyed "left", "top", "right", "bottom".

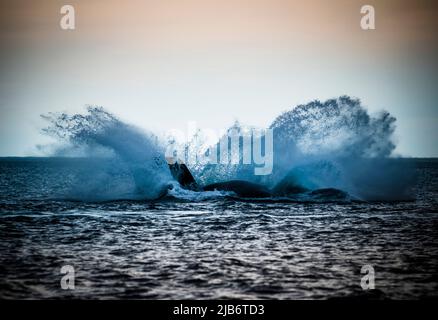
[{"left": 0, "top": 158, "right": 437, "bottom": 299}]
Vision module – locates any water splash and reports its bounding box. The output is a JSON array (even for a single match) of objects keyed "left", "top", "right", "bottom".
[
  {"left": 182, "top": 96, "right": 414, "bottom": 200},
  {"left": 41, "top": 106, "right": 172, "bottom": 200},
  {"left": 270, "top": 96, "right": 396, "bottom": 158},
  {"left": 40, "top": 97, "right": 415, "bottom": 201},
  {"left": 268, "top": 96, "right": 413, "bottom": 200}
]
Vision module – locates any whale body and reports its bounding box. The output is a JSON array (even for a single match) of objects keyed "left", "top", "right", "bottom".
[
  {"left": 167, "top": 159, "right": 272, "bottom": 197},
  {"left": 271, "top": 174, "right": 309, "bottom": 195},
  {"left": 166, "top": 159, "right": 348, "bottom": 200},
  {"left": 203, "top": 180, "right": 272, "bottom": 198}
]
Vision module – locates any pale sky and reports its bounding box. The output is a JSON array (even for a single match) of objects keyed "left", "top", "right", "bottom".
[{"left": 0, "top": 0, "right": 437, "bottom": 156}]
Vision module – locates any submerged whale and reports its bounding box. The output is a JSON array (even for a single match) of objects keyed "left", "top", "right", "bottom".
[
  {"left": 166, "top": 159, "right": 349, "bottom": 200},
  {"left": 203, "top": 180, "right": 272, "bottom": 198},
  {"left": 167, "top": 158, "right": 272, "bottom": 198},
  {"left": 271, "top": 172, "right": 309, "bottom": 195}
]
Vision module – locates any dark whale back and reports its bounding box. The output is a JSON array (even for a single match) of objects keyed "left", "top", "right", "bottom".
[
  {"left": 203, "top": 180, "right": 272, "bottom": 198},
  {"left": 167, "top": 160, "right": 316, "bottom": 198},
  {"left": 309, "top": 188, "right": 349, "bottom": 200},
  {"left": 271, "top": 177, "right": 309, "bottom": 196}
]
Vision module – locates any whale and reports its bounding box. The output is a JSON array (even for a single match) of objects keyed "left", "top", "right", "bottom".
[
  {"left": 203, "top": 180, "right": 272, "bottom": 198},
  {"left": 308, "top": 188, "right": 349, "bottom": 200},
  {"left": 166, "top": 158, "right": 347, "bottom": 199},
  {"left": 167, "top": 158, "right": 271, "bottom": 197},
  {"left": 271, "top": 173, "right": 309, "bottom": 195},
  {"left": 167, "top": 157, "right": 200, "bottom": 191}
]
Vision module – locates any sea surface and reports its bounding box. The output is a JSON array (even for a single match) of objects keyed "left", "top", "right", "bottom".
[{"left": 0, "top": 157, "right": 437, "bottom": 299}]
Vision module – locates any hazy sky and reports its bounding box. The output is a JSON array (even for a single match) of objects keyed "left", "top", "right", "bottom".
[{"left": 0, "top": 0, "right": 437, "bottom": 156}]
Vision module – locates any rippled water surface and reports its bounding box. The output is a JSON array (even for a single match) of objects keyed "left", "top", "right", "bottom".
[{"left": 0, "top": 158, "right": 437, "bottom": 299}]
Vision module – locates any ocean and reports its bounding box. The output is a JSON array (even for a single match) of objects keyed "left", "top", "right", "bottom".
[{"left": 0, "top": 157, "right": 437, "bottom": 299}]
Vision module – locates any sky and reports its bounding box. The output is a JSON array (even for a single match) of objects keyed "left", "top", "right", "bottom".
[{"left": 0, "top": 0, "right": 437, "bottom": 156}]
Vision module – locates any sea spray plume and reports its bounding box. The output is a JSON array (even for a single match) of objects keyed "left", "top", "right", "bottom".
[
  {"left": 270, "top": 96, "right": 396, "bottom": 158},
  {"left": 41, "top": 106, "right": 172, "bottom": 200},
  {"left": 40, "top": 99, "right": 414, "bottom": 201},
  {"left": 171, "top": 96, "right": 413, "bottom": 200},
  {"left": 184, "top": 122, "right": 270, "bottom": 186},
  {"left": 189, "top": 121, "right": 246, "bottom": 185},
  {"left": 269, "top": 96, "right": 414, "bottom": 200}
]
